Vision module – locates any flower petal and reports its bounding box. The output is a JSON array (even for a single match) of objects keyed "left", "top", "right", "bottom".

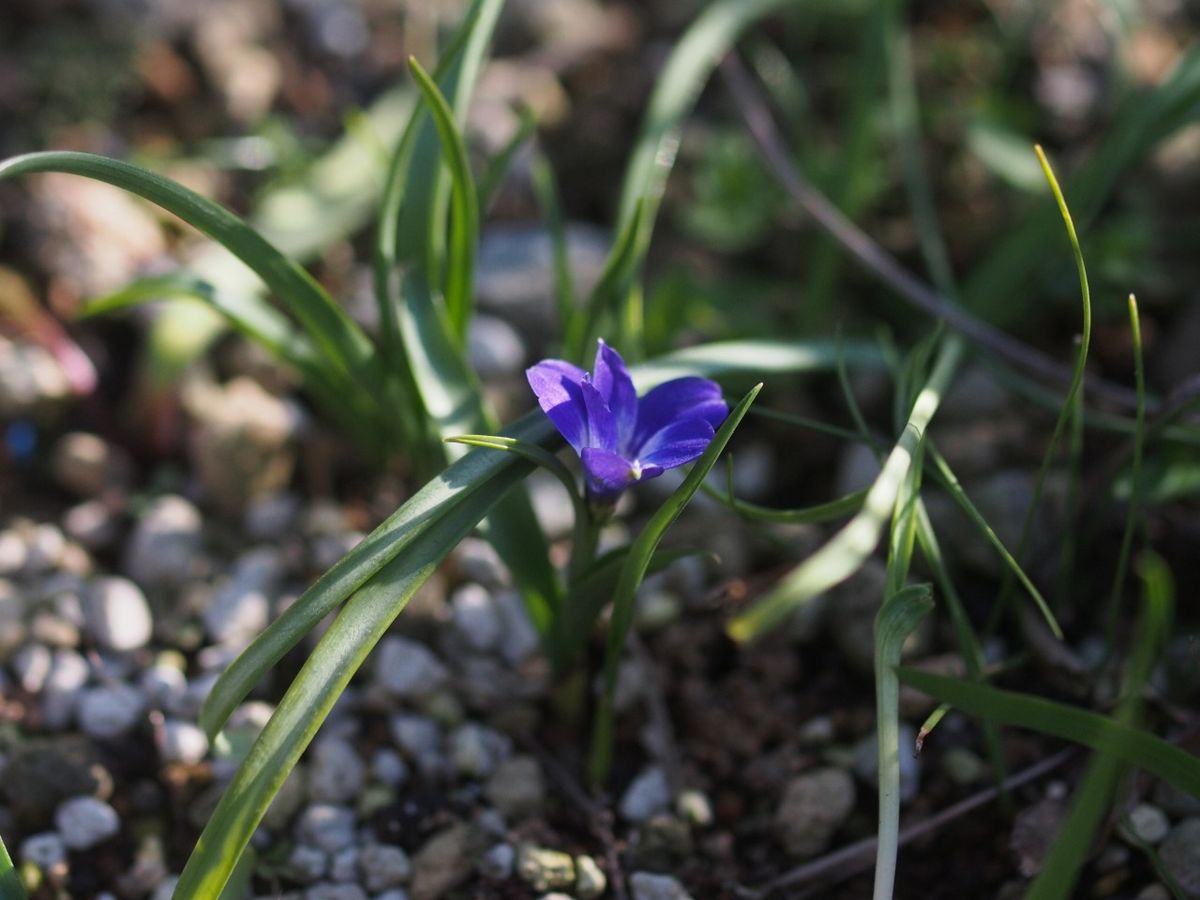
[
  {"left": 637, "top": 418, "right": 716, "bottom": 470},
  {"left": 581, "top": 447, "right": 636, "bottom": 501},
  {"left": 579, "top": 378, "right": 618, "bottom": 451},
  {"left": 526, "top": 359, "right": 588, "bottom": 452},
  {"left": 633, "top": 377, "right": 727, "bottom": 452},
  {"left": 592, "top": 339, "right": 638, "bottom": 450}
]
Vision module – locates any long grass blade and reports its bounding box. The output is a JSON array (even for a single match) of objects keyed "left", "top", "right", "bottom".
[
  {"left": 0, "top": 152, "right": 379, "bottom": 389},
  {"left": 180, "top": 463, "right": 530, "bottom": 897},
  {"left": 992, "top": 146, "right": 1091, "bottom": 633},
  {"left": 530, "top": 152, "right": 577, "bottom": 338},
  {"left": 1026, "top": 553, "right": 1173, "bottom": 899},
  {"left": 0, "top": 832, "right": 25, "bottom": 900},
  {"left": 478, "top": 106, "right": 537, "bottom": 213},
  {"left": 873, "top": 584, "right": 935, "bottom": 900},
  {"left": 1107, "top": 295, "right": 1147, "bottom": 635},
  {"left": 897, "top": 669, "right": 1200, "bottom": 797},
  {"left": 407, "top": 56, "right": 480, "bottom": 341},
  {"left": 590, "top": 384, "right": 762, "bottom": 782},
  {"left": 728, "top": 336, "right": 963, "bottom": 642}
]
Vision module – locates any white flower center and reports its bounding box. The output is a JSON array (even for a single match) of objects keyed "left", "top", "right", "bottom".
[{"left": 629, "top": 459, "right": 644, "bottom": 480}]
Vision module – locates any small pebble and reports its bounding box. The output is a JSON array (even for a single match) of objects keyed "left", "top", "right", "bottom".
[
  {"left": 448, "top": 722, "right": 510, "bottom": 779},
  {"left": 675, "top": 789, "right": 714, "bottom": 828},
  {"left": 83, "top": 576, "right": 153, "bottom": 652},
  {"left": 574, "top": 855, "right": 606, "bottom": 900},
  {"left": 304, "top": 884, "right": 366, "bottom": 900},
  {"left": 122, "top": 495, "right": 203, "bottom": 589},
  {"left": 450, "top": 583, "right": 503, "bottom": 652},
  {"left": 77, "top": 683, "right": 144, "bottom": 739},
  {"left": 56, "top": 796, "right": 120, "bottom": 849},
  {"left": 619, "top": 767, "right": 671, "bottom": 823},
  {"left": 329, "top": 846, "right": 358, "bottom": 883},
  {"left": 202, "top": 547, "right": 282, "bottom": 645},
  {"left": 517, "top": 844, "right": 575, "bottom": 892},
  {"left": 370, "top": 748, "right": 410, "bottom": 788},
  {"left": 775, "top": 768, "right": 857, "bottom": 859},
  {"left": 1120, "top": 803, "right": 1170, "bottom": 846},
  {"left": 295, "top": 805, "right": 357, "bottom": 853},
  {"left": 630, "top": 871, "right": 694, "bottom": 900},
  {"left": 358, "top": 843, "right": 412, "bottom": 892},
  {"left": 480, "top": 843, "right": 515, "bottom": 880},
  {"left": 484, "top": 755, "right": 545, "bottom": 820},
  {"left": 1159, "top": 817, "right": 1200, "bottom": 899},
  {"left": 374, "top": 636, "right": 449, "bottom": 699},
  {"left": 158, "top": 720, "right": 208, "bottom": 764},
  {"left": 410, "top": 823, "right": 472, "bottom": 900},
  {"left": 286, "top": 844, "right": 328, "bottom": 884},
  {"left": 21, "top": 832, "right": 67, "bottom": 873},
  {"left": 390, "top": 714, "right": 444, "bottom": 777},
  {"left": 308, "top": 737, "right": 366, "bottom": 804}
]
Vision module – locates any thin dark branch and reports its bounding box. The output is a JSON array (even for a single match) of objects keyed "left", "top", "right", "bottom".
[
  {"left": 719, "top": 53, "right": 1147, "bottom": 415},
  {"left": 735, "top": 747, "right": 1076, "bottom": 899}
]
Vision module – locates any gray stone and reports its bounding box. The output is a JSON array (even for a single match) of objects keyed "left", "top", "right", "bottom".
[
  {"left": 1159, "top": 817, "right": 1200, "bottom": 899},
  {"left": 77, "top": 683, "right": 144, "bottom": 739},
  {"left": 286, "top": 844, "right": 328, "bottom": 884},
  {"left": 516, "top": 844, "right": 575, "bottom": 892},
  {"left": 374, "top": 637, "right": 449, "bottom": 699},
  {"left": 374, "top": 892, "right": 410, "bottom": 900},
  {"left": 495, "top": 590, "right": 540, "bottom": 666},
  {"left": 295, "top": 804, "right": 357, "bottom": 853},
  {"left": 262, "top": 764, "right": 308, "bottom": 832},
  {"left": 630, "top": 872, "right": 694, "bottom": 900},
  {"left": 13, "top": 643, "right": 53, "bottom": 693},
  {"left": 158, "top": 720, "right": 208, "bottom": 765},
  {"left": 450, "top": 583, "right": 503, "bottom": 652},
  {"left": 468, "top": 314, "right": 526, "bottom": 377},
  {"left": 574, "top": 855, "right": 606, "bottom": 899},
  {"left": 452, "top": 539, "right": 508, "bottom": 587},
  {"left": 852, "top": 725, "right": 921, "bottom": 804},
  {"left": 0, "top": 336, "right": 70, "bottom": 418},
  {"left": 1121, "top": 803, "right": 1170, "bottom": 846},
  {"left": 484, "top": 755, "right": 545, "bottom": 820},
  {"left": 309, "top": 737, "right": 365, "bottom": 804},
  {"left": 370, "top": 748, "right": 410, "bottom": 788},
  {"left": 775, "top": 768, "right": 856, "bottom": 858},
  {"left": 21, "top": 831, "right": 67, "bottom": 872},
  {"left": 449, "top": 723, "right": 511, "bottom": 779},
  {"left": 390, "top": 714, "right": 444, "bottom": 777},
  {"left": 202, "top": 547, "right": 283, "bottom": 645},
  {"left": 480, "top": 843, "right": 514, "bottom": 880},
  {"left": 1137, "top": 885, "right": 1172, "bottom": 900},
  {"left": 51, "top": 432, "right": 131, "bottom": 498},
  {"left": 410, "top": 823, "right": 472, "bottom": 900},
  {"left": 141, "top": 664, "right": 187, "bottom": 710},
  {"left": 329, "top": 846, "right": 358, "bottom": 882},
  {"left": 675, "top": 790, "right": 714, "bottom": 828},
  {"left": 244, "top": 492, "right": 301, "bottom": 541},
  {"left": 84, "top": 576, "right": 153, "bottom": 651},
  {"left": 304, "top": 885, "right": 366, "bottom": 900},
  {"left": 123, "top": 495, "right": 203, "bottom": 589},
  {"left": 359, "top": 843, "right": 412, "bottom": 891},
  {"left": 63, "top": 500, "right": 119, "bottom": 549},
  {"left": 619, "top": 767, "right": 671, "bottom": 823},
  {"left": 185, "top": 376, "right": 304, "bottom": 516},
  {"left": 55, "top": 796, "right": 120, "bottom": 849}
]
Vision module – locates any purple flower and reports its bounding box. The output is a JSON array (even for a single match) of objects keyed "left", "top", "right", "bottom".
[{"left": 526, "top": 340, "right": 728, "bottom": 503}]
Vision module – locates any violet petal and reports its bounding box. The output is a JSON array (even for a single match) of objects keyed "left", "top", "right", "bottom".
[
  {"left": 593, "top": 340, "right": 638, "bottom": 450},
  {"left": 633, "top": 377, "right": 727, "bottom": 452},
  {"left": 526, "top": 359, "right": 589, "bottom": 452},
  {"left": 581, "top": 447, "right": 636, "bottom": 499},
  {"left": 638, "top": 418, "right": 717, "bottom": 469},
  {"left": 580, "top": 379, "right": 618, "bottom": 452}
]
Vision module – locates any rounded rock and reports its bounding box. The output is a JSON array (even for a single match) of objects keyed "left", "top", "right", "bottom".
[
  {"left": 630, "top": 871, "right": 694, "bottom": 900},
  {"left": 619, "top": 766, "right": 671, "bottom": 823},
  {"left": 516, "top": 844, "right": 575, "bottom": 893},
  {"left": 775, "top": 767, "right": 857, "bottom": 858},
  {"left": 308, "top": 737, "right": 365, "bottom": 804},
  {"left": 484, "top": 755, "right": 545, "bottom": 820},
  {"left": 1121, "top": 803, "right": 1171, "bottom": 846},
  {"left": 21, "top": 831, "right": 67, "bottom": 873},
  {"left": 122, "top": 495, "right": 203, "bottom": 589},
  {"left": 1159, "top": 817, "right": 1200, "bottom": 899},
  {"left": 158, "top": 720, "right": 208, "bottom": 765},
  {"left": 56, "top": 796, "right": 120, "bottom": 849},
  {"left": 77, "top": 683, "right": 144, "bottom": 739},
  {"left": 295, "top": 804, "right": 357, "bottom": 854},
  {"left": 374, "top": 636, "right": 449, "bottom": 699},
  {"left": 450, "top": 583, "right": 503, "bottom": 652},
  {"left": 359, "top": 843, "right": 412, "bottom": 892},
  {"left": 84, "top": 577, "right": 153, "bottom": 652}
]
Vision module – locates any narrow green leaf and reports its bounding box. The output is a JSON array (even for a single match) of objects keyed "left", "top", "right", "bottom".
[
  {"left": 1107, "top": 295, "right": 1147, "bottom": 634},
  {"left": 530, "top": 152, "right": 577, "bottom": 337},
  {"left": 993, "top": 146, "right": 1091, "bottom": 635},
  {"left": 0, "top": 152, "right": 379, "bottom": 390},
  {"left": 478, "top": 107, "right": 538, "bottom": 213},
  {"left": 591, "top": 384, "right": 762, "bottom": 783},
  {"left": 1026, "top": 554, "right": 1173, "bottom": 899},
  {"left": 180, "top": 465, "right": 529, "bottom": 897},
  {"left": 407, "top": 56, "right": 480, "bottom": 341},
  {"left": 702, "top": 481, "right": 868, "bottom": 525},
  {"left": 896, "top": 670, "right": 1200, "bottom": 797},
  {"left": 564, "top": 199, "right": 644, "bottom": 362},
  {"left": 873, "top": 584, "right": 935, "bottom": 900},
  {"left": 729, "top": 336, "right": 964, "bottom": 642},
  {"left": 0, "top": 831, "right": 25, "bottom": 900}
]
